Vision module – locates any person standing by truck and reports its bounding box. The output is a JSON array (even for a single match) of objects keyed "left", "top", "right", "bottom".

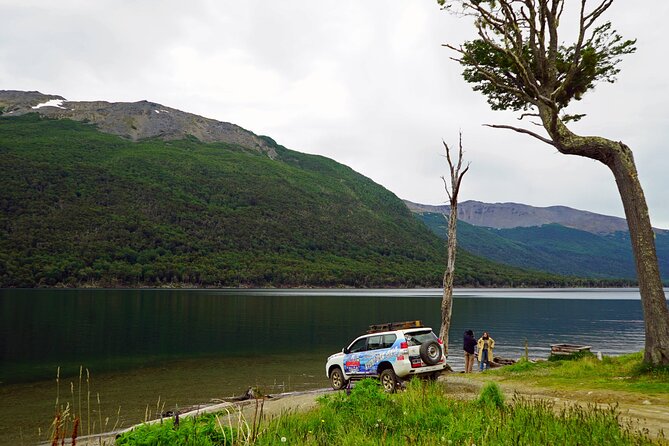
[
  {"left": 477, "top": 332, "right": 495, "bottom": 371},
  {"left": 463, "top": 330, "right": 476, "bottom": 373}
]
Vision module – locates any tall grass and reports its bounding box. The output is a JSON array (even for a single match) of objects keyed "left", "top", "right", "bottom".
[
  {"left": 46, "top": 367, "right": 123, "bottom": 445},
  {"left": 116, "top": 401, "right": 265, "bottom": 446},
  {"left": 258, "top": 379, "right": 655, "bottom": 445},
  {"left": 117, "top": 378, "right": 658, "bottom": 445}
]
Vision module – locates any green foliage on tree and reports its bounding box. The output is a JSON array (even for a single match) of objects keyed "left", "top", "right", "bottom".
[{"left": 457, "top": 22, "right": 635, "bottom": 117}]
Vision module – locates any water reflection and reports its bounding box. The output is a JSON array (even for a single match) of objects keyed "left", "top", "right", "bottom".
[
  {"left": 0, "top": 288, "right": 647, "bottom": 383},
  {"left": 0, "top": 288, "right": 652, "bottom": 445}
]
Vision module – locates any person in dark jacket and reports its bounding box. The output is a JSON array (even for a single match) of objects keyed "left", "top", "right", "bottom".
[{"left": 463, "top": 330, "right": 476, "bottom": 373}]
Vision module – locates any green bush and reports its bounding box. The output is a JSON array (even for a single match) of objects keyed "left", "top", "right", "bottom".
[
  {"left": 117, "top": 414, "right": 232, "bottom": 446},
  {"left": 476, "top": 381, "right": 505, "bottom": 409},
  {"left": 548, "top": 350, "right": 596, "bottom": 362}
]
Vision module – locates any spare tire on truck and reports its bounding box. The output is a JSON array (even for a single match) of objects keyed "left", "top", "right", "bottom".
[{"left": 419, "top": 341, "right": 442, "bottom": 365}]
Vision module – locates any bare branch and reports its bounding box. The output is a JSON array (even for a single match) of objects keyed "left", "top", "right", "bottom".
[
  {"left": 584, "top": 0, "right": 614, "bottom": 30},
  {"left": 556, "top": 0, "right": 566, "bottom": 22},
  {"left": 553, "top": 0, "right": 587, "bottom": 102},
  {"left": 442, "top": 140, "right": 454, "bottom": 172},
  {"left": 456, "top": 131, "right": 464, "bottom": 173},
  {"left": 545, "top": 0, "right": 561, "bottom": 90},
  {"left": 441, "top": 175, "right": 453, "bottom": 202},
  {"left": 484, "top": 123, "right": 556, "bottom": 146},
  {"left": 521, "top": 1, "right": 543, "bottom": 82},
  {"left": 442, "top": 133, "right": 470, "bottom": 207},
  {"left": 499, "top": 1, "right": 525, "bottom": 55}
]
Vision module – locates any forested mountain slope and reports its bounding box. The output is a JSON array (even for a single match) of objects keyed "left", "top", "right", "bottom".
[
  {"left": 416, "top": 211, "right": 665, "bottom": 283},
  {"left": 0, "top": 111, "right": 578, "bottom": 288}
]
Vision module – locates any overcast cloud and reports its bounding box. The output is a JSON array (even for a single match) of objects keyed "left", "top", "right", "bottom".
[{"left": 1, "top": 0, "right": 667, "bottom": 226}]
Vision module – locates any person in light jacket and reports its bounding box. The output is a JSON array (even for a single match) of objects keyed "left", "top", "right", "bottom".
[{"left": 477, "top": 332, "right": 495, "bottom": 371}]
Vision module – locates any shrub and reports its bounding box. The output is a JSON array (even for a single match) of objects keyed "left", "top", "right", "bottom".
[
  {"left": 548, "top": 350, "right": 596, "bottom": 362},
  {"left": 476, "top": 381, "right": 505, "bottom": 409}
]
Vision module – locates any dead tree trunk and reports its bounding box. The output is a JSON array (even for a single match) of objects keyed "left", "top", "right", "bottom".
[
  {"left": 439, "top": 202, "right": 458, "bottom": 354},
  {"left": 438, "top": 135, "right": 469, "bottom": 355}
]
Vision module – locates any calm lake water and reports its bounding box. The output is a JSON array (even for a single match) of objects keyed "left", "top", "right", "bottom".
[{"left": 0, "top": 288, "right": 652, "bottom": 443}]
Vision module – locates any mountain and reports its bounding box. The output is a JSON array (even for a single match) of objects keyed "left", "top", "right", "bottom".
[
  {"left": 0, "top": 90, "right": 580, "bottom": 288},
  {"left": 0, "top": 90, "right": 278, "bottom": 157},
  {"left": 405, "top": 200, "right": 668, "bottom": 235},
  {"left": 414, "top": 209, "right": 669, "bottom": 282}
]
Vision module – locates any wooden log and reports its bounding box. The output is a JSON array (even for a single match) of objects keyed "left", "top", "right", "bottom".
[
  {"left": 550, "top": 344, "right": 592, "bottom": 355},
  {"left": 486, "top": 357, "right": 516, "bottom": 368}
]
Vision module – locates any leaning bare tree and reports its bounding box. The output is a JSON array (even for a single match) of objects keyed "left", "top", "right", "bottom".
[
  {"left": 438, "top": 134, "right": 469, "bottom": 353},
  {"left": 439, "top": 0, "right": 669, "bottom": 365}
]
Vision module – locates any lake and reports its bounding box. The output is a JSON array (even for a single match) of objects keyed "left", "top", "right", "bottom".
[{"left": 0, "top": 288, "right": 650, "bottom": 444}]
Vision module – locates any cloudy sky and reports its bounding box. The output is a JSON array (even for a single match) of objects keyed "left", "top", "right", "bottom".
[{"left": 2, "top": 1, "right": 668, "bottom": 226}]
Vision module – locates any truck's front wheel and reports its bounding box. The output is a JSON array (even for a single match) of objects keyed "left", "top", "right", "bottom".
[
  {"left": 330, "top": 367, "right": 347, "bottom": 390},
  {"left": 379, "top": 368, "right": 397, "bottom": 393}
]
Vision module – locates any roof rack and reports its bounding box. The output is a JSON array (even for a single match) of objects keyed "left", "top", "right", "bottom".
[{"left": 367, "top": 320, "right": 424, "bottom": 334}]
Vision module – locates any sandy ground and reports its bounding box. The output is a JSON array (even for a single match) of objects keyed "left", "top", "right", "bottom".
[{"left": 68, "top": 374, "right": 668, "bottom": 445}]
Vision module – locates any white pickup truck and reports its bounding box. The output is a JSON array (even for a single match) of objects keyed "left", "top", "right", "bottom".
[{"left": 325, "top": 321, "right": 448, "bottom": 392}]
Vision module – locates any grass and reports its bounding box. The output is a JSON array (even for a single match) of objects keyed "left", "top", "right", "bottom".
[
  {"left": 117, "top": 378, "right": 659, "bottom": 445},
  {"left": 484, "top": 352, "right": 669, "bottom": 395},
  {"left": 46, "top": 366, "right": 123, "bottom": 446},
  {"left": 116, "top": 413, "right": 234, "bottom": 446}
]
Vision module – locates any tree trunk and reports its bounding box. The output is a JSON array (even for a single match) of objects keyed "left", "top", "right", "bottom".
[
  {"left": 607, "top": 144, "right": 669, "bottom": 365},
  {"left": 439, "top": 205, "right": 458, "bottom": 353},
  {"left": 438, "top": 136, "right": 468, "bottom": 358},
  {"left": 543, "top": 110, "right": 669, "bottom": 365}
]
